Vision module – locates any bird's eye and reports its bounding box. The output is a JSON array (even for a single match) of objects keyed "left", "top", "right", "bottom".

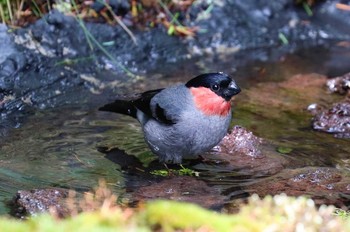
[{"left": 211, "top": 84, "right": 220, "bottom": 91}]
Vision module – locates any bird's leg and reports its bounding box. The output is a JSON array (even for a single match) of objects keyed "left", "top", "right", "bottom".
[
  {"left": 198, "top": 154, "right": 207, "bottom": 162},
  {"left": 163, "top": 163, "right": 175, "bottom": 176}
]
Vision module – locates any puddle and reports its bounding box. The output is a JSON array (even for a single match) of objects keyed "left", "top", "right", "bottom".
[
  {"left": 1, "top": 43, "right": 350, "bottom": 214},
  {"left": 0, "top": 108, "right": 127, "bottom": 214}
]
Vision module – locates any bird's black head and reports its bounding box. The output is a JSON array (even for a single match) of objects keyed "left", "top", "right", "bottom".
[{"left": 185, "top": 72, "right": 241, "bottom": 101}]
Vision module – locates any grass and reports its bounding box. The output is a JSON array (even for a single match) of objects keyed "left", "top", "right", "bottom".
[
  {"left": 96, "top": 0, "right": 137, "bottom": 45},
  {"left": 302, "top": 2, "right": 313, "bottom": 16},
  {"left": 150, "top": 165, "right": 199, "bottom": 177},
  {"left": 0, "top": 0, "right": 197, "bottom": 36},
  {"left": 0, "top": 0, "right": 18, "bottom": 24},
  {"left": 278, "top": 32, "right": 289, "bottom": 45},
  {"left": 30, "top": 0, "right": 44, "bottom": 18}
]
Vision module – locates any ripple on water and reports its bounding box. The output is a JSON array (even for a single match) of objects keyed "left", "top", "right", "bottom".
[{"left": 0, "top": 107, "right": 130, "bottom": 214}]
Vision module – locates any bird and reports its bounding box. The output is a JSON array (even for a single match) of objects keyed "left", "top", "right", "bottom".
[{"left": 99, "top": 72, "right": 241, "bottom": 164}]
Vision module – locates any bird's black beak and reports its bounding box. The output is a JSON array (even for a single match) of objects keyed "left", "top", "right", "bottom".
[
  {"left": 223, "top": 80, "right": 241, "bottom": 101},
  {"left": 229, "top": 80, "right": 241, "bottom": 95}
]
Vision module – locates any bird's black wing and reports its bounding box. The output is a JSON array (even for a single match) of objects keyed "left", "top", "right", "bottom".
[
  {"left": 132, "top": 89, "right": 176, "bottom": 125},
  {"left": 99, "top": 98, "right": 138, "bottom": 118},
  {"left": 131, "top": 89, "right": 164, "bottom": 119},
  {"left": 154, "top": 103, "right": 176, "bottom": 124},
  {"left": 99, "top": 88, "right": 176, "bottom": 125}
]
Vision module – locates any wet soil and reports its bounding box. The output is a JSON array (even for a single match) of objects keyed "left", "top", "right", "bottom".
[
  {"left": 133, "top": 176, "right": 226, "bottom": 209},
  {"left": 248, "top": 167, "right": 350, "bottom": 207},
  {"left": 1, "top": 0, "right": 350, "bottom": 216}
]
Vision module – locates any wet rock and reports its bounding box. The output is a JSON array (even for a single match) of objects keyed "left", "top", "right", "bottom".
[
  {"left": 133, "top": 176, "right": 225, "bottom": 209},
  {"left": 312, "top": 99, "right": 350, "bottom": 138},
  {"left": 213, "top": 126, "right": 287, "bottom": 176},
  {"left": 11, "top": 188, "right": 69, "bottom": 218},
  {"left": 0, "top": 54, "right": 27, "bottom": 91},
  {"left": 248, "top": 167, "right": 350, "bottom": 207},
  {"left": 91, "top": 0, "right": 130, "bottom": 16},
  {"left": 219, "top": 126, "right": 264, "bottom": 158},
  {"left": 307, "top": 103, "right": 324, "bottom": 116},
  {"left": 0, "top": 24, "right": 16, "bottom": 64},
  {"left": 188, "top": 0, "right": 350, "bottom": 56},
  {"left": 327, "top": 72, "right": 350, "bottom": 95}
]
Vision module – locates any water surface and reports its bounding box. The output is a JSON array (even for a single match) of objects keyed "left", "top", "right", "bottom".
[{"left": 1, "top": 43, "right": 350, "bottom": 214}]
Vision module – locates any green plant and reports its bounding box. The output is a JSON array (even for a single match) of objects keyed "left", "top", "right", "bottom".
[
  {"left": 0, "top": 0, "right": 19, "bottom": 24},
  {"left": 334, "top": 208, "right": 350, "bottom": 219}
]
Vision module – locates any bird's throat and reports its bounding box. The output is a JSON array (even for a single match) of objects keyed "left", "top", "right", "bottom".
[{"left": 190, "top": 87, "right": 231, "bottom": 116}]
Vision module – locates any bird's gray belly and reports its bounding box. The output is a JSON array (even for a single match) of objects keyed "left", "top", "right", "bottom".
[{"left": 143, "top": 113, "right": 231, "bottom": 163}]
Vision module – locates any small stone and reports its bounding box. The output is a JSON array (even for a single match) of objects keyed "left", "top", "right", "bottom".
[
  {"left": 133, "top": 176, "right": 225, "bottom": 209},
  {"left": 11, "top": 188, "right": 69, "bottom": 218},
  {"left": 312, "top": 99, "right": 350, "bottom": 137},
  {"left": 327, "top": 73, "right": 350, "bottom": 95},
  {"left": 218, "top": 126, "right": 264, "bottom": 158}
]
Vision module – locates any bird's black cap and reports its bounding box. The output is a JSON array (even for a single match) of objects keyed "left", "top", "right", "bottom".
[{"left": 186, "top": 72, "right": 241, "bottom": 101}]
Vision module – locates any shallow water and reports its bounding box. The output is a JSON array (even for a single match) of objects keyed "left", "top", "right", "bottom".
[{"left": 1, "top": 43, "right": 350, "bottom": 214}]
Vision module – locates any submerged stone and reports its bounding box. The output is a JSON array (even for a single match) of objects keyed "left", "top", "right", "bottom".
[
  {"left": 248, "top": 167, "right": 350, "bottom": 207},
  {"left": 327, "top": 72, "right": 350, "bottom": 95},
  {"left": 312, "top": 99, "right": 350, "bottom": 138},
  {"left": 213, "top": 126, "right": 287, "bottom": 176},
  {"left": 133, "top": 176, "right": 225, "bottom": 209},
  {"left": 11, "top": 188, "right": 69, "bottom": 218},
  {"left": 218, "top": 125, "right": 264, "bottom": 158}
]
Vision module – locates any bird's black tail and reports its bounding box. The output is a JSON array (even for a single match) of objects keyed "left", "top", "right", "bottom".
[{"left": 99, "top": 100, "right": 137, "bottom": 118}]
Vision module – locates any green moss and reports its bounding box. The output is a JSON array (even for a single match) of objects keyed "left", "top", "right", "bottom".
[
  {"left": 0, "top": 210, "right": 148, "bottom": 232},
  {"left": 334, "top": 208, "right": 350, "bottom": 220},
  {"left": 0, "top": 194, "right": 348, "bottom": 232},
  {"left": 150, "top": 167, "right": 199, "bottom": 177},
  {"left": 141, "top": 200, "right": 257, "bottom": 232},
  {"left": 276, "top": 146, "right": 293, "bottom": 154}
]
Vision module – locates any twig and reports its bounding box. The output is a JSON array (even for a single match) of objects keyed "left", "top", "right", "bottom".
[
  {"left": 72, "top": 151, "right": 89, "bottom": 167},
  {"left": 336, "top": 3, "right": 350, "bottom": 11},
  {"left": 158, "top": 0, "right": 183, "bottom": 27},
  {"left": 47, "top": 0, "right": 51, "bottom": 11},
  {"left": 16, "top": 0, "right": 25, "bottom": 20}
]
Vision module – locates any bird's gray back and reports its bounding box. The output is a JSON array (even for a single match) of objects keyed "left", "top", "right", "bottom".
[{"left": 142, "top": 85, "right": 232, "bottom": 163}]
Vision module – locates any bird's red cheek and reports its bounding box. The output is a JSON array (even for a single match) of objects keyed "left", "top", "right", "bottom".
[{"left": 190, "top": 87, "right": 231, "bottom": 116}]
